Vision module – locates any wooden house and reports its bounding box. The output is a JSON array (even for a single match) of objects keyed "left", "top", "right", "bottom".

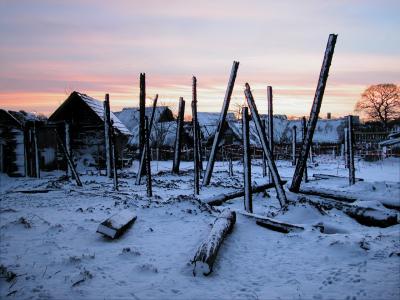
[{"left": 48, "top": 91, "right": 131, "bottom": 171}]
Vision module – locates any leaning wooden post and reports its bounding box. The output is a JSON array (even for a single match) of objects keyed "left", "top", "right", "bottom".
[
  {"left": 242, "top": 107, "right": 252, "bottom": 213},
  {"left": 290, "top": 34, "right": 338, "bottom": 193},
  {"left": 267, "top": 86, "right": 274, "bottom": 183},
  {"left": 33, "top": 122, "right": 40, "bottom": 178},
  {"left": 139, "top": 73, "right": 146, "bottom": 157},
  {"left": 172, "top": 97, "right": 185, "bottom": 173},
  {"left": 136, "top": 94, "right": 158, "bottom": 185},
  {"left": 292, "top": 126, "right": 297, "bottom": 166},
  {"left": 301, "top": 117, "right": 308, "bottom": 182},
  {"left": 244, "top": 83, "right": 287, "bottom": 207},
  {"left": 347, "top": 115, "right": 355, "bottom": 185},
  {"left": 192, "top": 76, "right": 200, "bottom": 195},
  {"left": 203, "top": 61, "right": 239, "bottom": 186},
  {"left": 110, "top": 121, "right": 119, "bottom": 191},
  {"left": 54, "top": 130, "right": 82, "bottom": 186},
  {"left": 262, "top": 119, "right": 267, "bottom": 177},
  {"left": 64, "top": 122, "right": 74, "bottom": 178},
  {"left": 145, "top": 117, "right": 152, "bottom": 196},
  {"left": 104, "top": 94, "right": 112, "bottom": 177}
]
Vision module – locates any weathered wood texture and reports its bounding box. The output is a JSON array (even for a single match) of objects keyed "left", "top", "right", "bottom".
[
  {"left": 297, "top": 187, "right": 357, "bottom": 203},
  {"left": 145, "top": 117, "right": 152, "bottom": 197},
  {"left": 347, "top": 115, "right": 355, "bottom": 185},
  {"left": 238, "top": 211, "right": 304, "bottom": 233},
  {"left": 136, "top": 95, "right": 158, "bottom": 185},
  {"left": 110, "top": 123, "right": 119, "bottom": 191},
  {"left": 290, "top": 34, "right": 338, "bottom": 192},
  {"left": 244, "top": 83, "right": 287, "bottom": 207},
  {"left": 203, "top": 61, "right": 239, "bottom": 186},
  {"left": 97, "top": 210, "right": 137, "bottom": 239},
  {"left": 301, "top": 117, "right": 308, "bottom": 182},
  {"left": 312, "top": 173, "right": 363, "bottom": 181},
  {"left": 104, "top": 94, "right": 112, "bottom": 178},
  {"left": 267, "top": 86, "right": 274, "bottom": 183},
  {"left": 139, "top": 73, "right": 146, "bottom": 156},
  {"left": 299, "top": 196, "right": 398, "bottom": 228},
  {"left": 203, "top": 181, "right": 287, "bottom": 206},
  {"left": 192, "top": 77, "right": 200, "bottom": 195},
  {"left": 192, "top": 209, "right": 236, "bottom": 276},
  {"left": 242, "top": 107, "right": 252, "bottom": 213},
  {"left": 262, "top": 119, "right": 267, "bottom": 177},
  {"left": 172, "top": 97, "right": 185, "bottom": 173},
  {"left": 292, "top": 125, "right": 297, "bottom": 166}
]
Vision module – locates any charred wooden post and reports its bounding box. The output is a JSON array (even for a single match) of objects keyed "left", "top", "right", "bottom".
[
  {"left": 203, "top": 181, "right": 287, "bottom": 206},
  {"left": 267, "top": 86, "right": 274, "bottom": 183},
  {"left": 33, "top": 122, "right": 40, "bottom": 178},
  {"left": 54, "top": 130, "right": 82, "bottom": 187},
  {"left": 242, "top": 107, "right": 252, "bottom": 213},
  {"left": 97, "top": 211, "right": 137, "bottom": 239},
  {"left": 262, "top": 119, "right": 267, "bottom": 177},
  {"left": 192, "top": 209, "right": 236, "bottom": 276},
  {"left": 197, "top": 121, "right": 203, "bottom": 171},
  {"left": 290, "top": 34, "right": 338, "bottom": 193},
  {"left": 139, "top": 73, "right": 146, "bottom": 157},
  {"left": 144, "top": 117, "right": 152, "bottom": 197},
  {"left": 292, "top": 126, "right": 297, "bottom": 166},
  {"left": 301, "top": 117, "right": 308, "bottom": 182},
  {"left": 192, "top": 77, "right": 200, "bottom": 195},
  {"left": 104, "top": 94, "right": 112, "bottom": 178},
  {"left": 244, "top": 83, "right": 287, "bottom": 207},
  {"left": 172, "top": 97, "right": 185, "bottom": 173},
  {"left": 344, "top": 128, "right": 349, "bottom": 168},
  {"left": 203, "top": 61, "right": 239, "bottom": 186},
  {"left": 136, "top": 95, "right": 158, "bottom": 185},
  {"left": 110, "top": 122, "right": 119, "bottom": 191},
  {"left": 347, "top": 115, "right": 355, "bottom": 185},
  {"left": 64, "top": 122, "right": 75, "bottom": 178},
  {"left": 228, "top": 152, "right": 233, "bottom": 176}
]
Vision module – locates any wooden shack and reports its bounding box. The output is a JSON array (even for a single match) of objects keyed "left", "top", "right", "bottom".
[{"left": 48, "top": 91, "right": 131, "bottom": 172}]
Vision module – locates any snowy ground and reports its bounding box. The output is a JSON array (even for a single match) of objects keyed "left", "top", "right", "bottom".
[{"left": 0, "top": 156, "right": 399, "bottom": 299}]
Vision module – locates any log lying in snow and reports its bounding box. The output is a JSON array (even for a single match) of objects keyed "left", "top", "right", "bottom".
[
  {"left": 203, "top": 181, "right": 287, "bottom": 206},
  {"left": 237, "top": 211, "right": 304, "bottom": 233},
  {"left": 312, "top": 173, "right": 363, "bottom": 182},
  {"left": 97, "top": 211, "right": 137, "bottom": 239},
  {"left": 192, "top": 209, "right": 236, "bottom": 276},
  {"left": 299, "top": 196, "right": 398, "bottom": 228},
  {"left": 298, "top": 187, "right": 357, "bottom": 203}
]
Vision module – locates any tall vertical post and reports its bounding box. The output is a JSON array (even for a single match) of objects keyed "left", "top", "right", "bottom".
[
  {"left": 192, "top": 76, "right": 200, "bottom": 195},
  {"left": 267, "top": 86, "right": 274, "bottom": 183},
  {"left": 347, "top": 115, "right": 355, "bottom": 185},
  {"left": 244, "top": 83, "right": 287, "bottom": 207},
  {"left": 262, "top": 119, "right": 267, "bottom": 177},
  {"left": 301, "top": 117, "right": 308, "bottom": 182},
  {"left": 290, "top": 34, "right": 338, "bottom": 192},
  {"left": 172, "top": 97, "right": 185, "bottom": 173},
  {"left": 203, "top": 61, "right": 239, "bottom": 186},
  {"left": 197, "top": 121, "right": 203, "bottom": 171},
  {"left": 344, "top": 128, "right": 349, "bottom": 168},
  {"left": 136, "top": 95, "right": 158, "bottom": 185},
  {"left": 104, "top": 94, "right": 112, "bottom": 178},
  {"left": 64, "top": 122, "right": 74, "bottom": 178},
  {"left": 229, "top": 152, "right": 233, "bottom": 176},
  {"left": 139, "top": 73, "right": 146, "bottom": 157},
  {"left": 292, "top": 126, "right": 297, "bottom": 166},
  {"left": 145, "top": 117, "right": 152, "bottom": 196},
  {"left": 33, "top": 122, "right": 40, "bottom": 178},
  {"left": 110, "top": 122, "right": 119, "bottom": 191},
  {"left": 242, "top": 107, "right": 252, "bottom": 213}
]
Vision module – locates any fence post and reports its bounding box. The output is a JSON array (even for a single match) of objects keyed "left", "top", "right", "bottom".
[
  {"left": 145, "top": 117, "right": 152, "bottom": 196},
  {"left": 242, "top": 107, "right": 252, "bottom": 213},
  {"left": 172, "top": 97, "right": 185, "bottom": 173},
  {"left": 292, "top": 125, "right": 297, "bottom": 166},
  {"left": 347, "top": 115, "right": 355, "bottom": 185},
  {"left": 104, "top": 94, "right": 112, "bottom": 177},
  {"left": 192, "top": 76, "right": 200, "bottom": 195}
]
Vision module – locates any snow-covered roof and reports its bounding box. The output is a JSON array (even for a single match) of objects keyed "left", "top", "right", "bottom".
[
  {"left": 114, "top": 106, "right": 173, "bottom": 132},
  {"left": 76, "top": 92, "right": 131, "bottom": 136},
  {"left": 197, "top": 112, "right": 236, "bottom": 141}
]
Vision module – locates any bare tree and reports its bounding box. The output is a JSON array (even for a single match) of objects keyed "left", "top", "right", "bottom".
[{"left": 355, "top": 84, "right": 399, "bottom": 129}]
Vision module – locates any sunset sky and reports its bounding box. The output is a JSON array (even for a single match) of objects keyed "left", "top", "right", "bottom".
[{"left": 0, "top": 0, "right": 399, "bottom": 117}]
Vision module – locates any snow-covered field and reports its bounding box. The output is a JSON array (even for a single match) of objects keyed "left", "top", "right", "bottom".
[{"left": 0, "top": 157, "right": 399, "bottom": 299}]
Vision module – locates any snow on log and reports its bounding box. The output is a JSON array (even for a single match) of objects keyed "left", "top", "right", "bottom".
[
  {"left": 298, "top": 187, "right": 357, "bottom": 203},
  {"left": 97, "top": 211, "right": 137, "bottom": 239},
  {"left": 238, "top": 211, "right": 304, "bottom": 233},
  {"left": 312, "top": 173, "right": 363, "bottom": 182},
  {"left": 299, "top": 196, "right": 398, "bottom": 228},
  {"left": 203, "top": 181, "right": 287, "bottom": 206},
  {"left": 192, "top": 209, "right": 236, "bottom": 276}
]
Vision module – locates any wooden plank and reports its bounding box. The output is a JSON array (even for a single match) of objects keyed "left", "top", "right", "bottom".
[
  {"left": 290, "top": 34, "right": 338, "bottom": 192},
  {"left": 97, "top": 210, "right": 137, "bottom": 239},
  {"left": 203, "top": 61, "right": 239, "bottom": 186},
  {"left": 237, "top": 211, "right": 304, "bottom": 233}
]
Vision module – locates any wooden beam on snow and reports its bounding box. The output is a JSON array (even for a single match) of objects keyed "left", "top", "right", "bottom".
[{"left": 97, "top": 210, "right": 137, "bottom": 239}]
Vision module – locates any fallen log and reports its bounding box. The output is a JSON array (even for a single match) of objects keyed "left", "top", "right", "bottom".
[
  {"left": 237, "top": 211, "right": 304, "bottom": 233},
  {"left": 299, "top": 196, "right": 398, "bottom": 228},
  {"left": 312, "top": 173, "right": 363, "bottom": 182},
  {"left": 203, "top": 181, "right": 287, "bottom": 206},
  {"left": 298, "top": 187, "right": 357, "bottom": 203},
  {"left": 97, "top": 211, "right": 137, "bottom": 239},
  {"left": 192, "top": 209, "right": 236, "bottom": 276}
]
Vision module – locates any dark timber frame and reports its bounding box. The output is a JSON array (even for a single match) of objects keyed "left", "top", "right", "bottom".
[{"left": 290, "top": 34, "right": 338, "bottom": 192}]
